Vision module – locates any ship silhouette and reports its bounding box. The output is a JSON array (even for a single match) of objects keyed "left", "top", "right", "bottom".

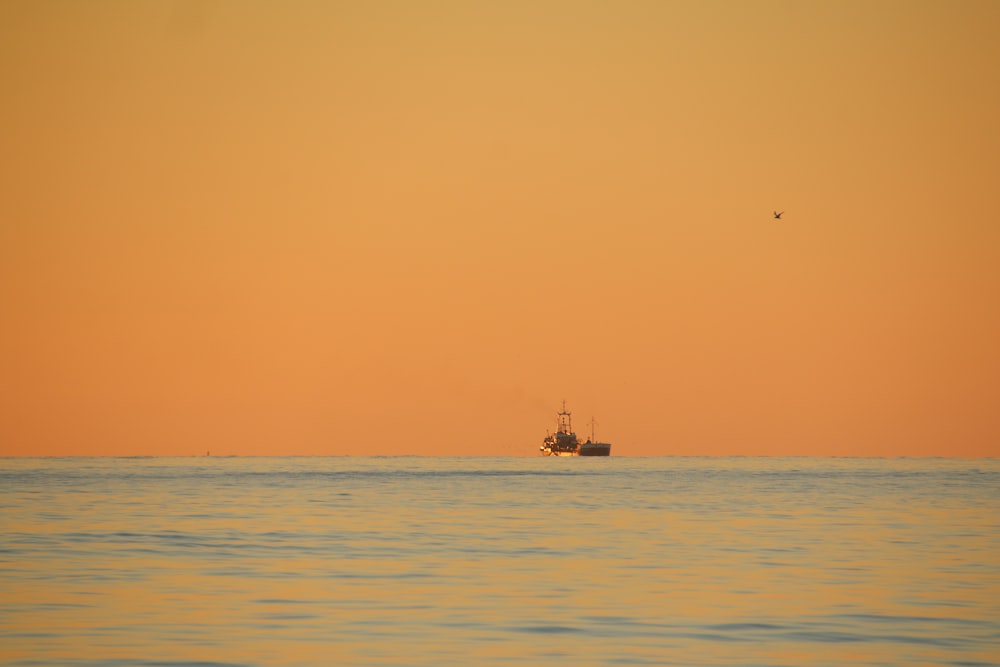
[{"left": 540, "top": 401, "right": 612, "bottom": 456}]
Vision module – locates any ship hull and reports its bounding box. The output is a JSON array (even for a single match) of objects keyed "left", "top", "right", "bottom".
[
  {"left": 540, "top": 443, "right": 612, "bottom": 456},
  {"left": 579, "top": 443, "right": 612, "bottom": 456}
]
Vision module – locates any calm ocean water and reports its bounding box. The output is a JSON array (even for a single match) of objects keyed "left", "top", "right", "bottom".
[{"left": 1, "top": 457, "right": 998, "bottom": 667}]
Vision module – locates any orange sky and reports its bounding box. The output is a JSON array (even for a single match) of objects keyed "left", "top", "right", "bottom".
[{"left": 2, "top": 1, "right": 998, "bottom": 456}]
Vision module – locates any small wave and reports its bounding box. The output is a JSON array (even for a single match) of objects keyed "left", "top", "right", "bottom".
[
  {"left": 514, "top": 625, "right": 583, "bottom": 634},
  {"left": 140, "top": 663, "right": 253, "bottom": 667},
  {"left": 708, "top": 623, "right": 785, "bottom": 632},
  {"left": 835, "top": 612, "right": 989, "bottom": 627},
  {"left": 80, "top": 662, "right": 253, "bottom": 667},
  {"left": 785, "top": 629, "right": 955, "bottom": 647}
]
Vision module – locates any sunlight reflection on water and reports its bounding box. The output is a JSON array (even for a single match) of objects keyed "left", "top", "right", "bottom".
[{"left": 2, "top": 457, "right": 998, "bottom": 666}]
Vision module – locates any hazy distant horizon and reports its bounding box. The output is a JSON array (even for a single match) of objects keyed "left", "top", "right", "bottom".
[{"left": 3, "top": 454, "right": 997, "bottom": 460}]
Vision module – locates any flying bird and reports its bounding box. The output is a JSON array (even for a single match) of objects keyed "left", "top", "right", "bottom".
[{"left": 773, "top": 211, "right": 784, "bottom": 219}]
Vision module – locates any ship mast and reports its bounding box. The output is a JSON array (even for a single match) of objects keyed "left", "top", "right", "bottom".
[{"left": 557, "top": 399, "right": 572, "bottom": 434}]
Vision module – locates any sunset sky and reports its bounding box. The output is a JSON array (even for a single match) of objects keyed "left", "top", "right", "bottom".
[{"left": 2, "top": 1, "right": 998, "bottom": 456}]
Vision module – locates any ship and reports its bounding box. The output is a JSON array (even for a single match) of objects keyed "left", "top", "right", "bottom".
[{"left": 540, "top": 401, "right": 612, "bottom": 456}]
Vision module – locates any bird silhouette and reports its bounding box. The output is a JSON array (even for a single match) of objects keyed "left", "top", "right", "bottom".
[{"left": 773, "top": 211, "right": 784, "bottom": 219}]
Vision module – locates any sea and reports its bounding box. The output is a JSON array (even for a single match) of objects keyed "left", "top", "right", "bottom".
[{"left": 1, "top": 457, "right": 998, "bottom": 667}]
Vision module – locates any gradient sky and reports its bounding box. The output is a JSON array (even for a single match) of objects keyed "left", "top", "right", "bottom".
[{"left": 2, "top": 1, "right": 998, "bottom": 456}]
